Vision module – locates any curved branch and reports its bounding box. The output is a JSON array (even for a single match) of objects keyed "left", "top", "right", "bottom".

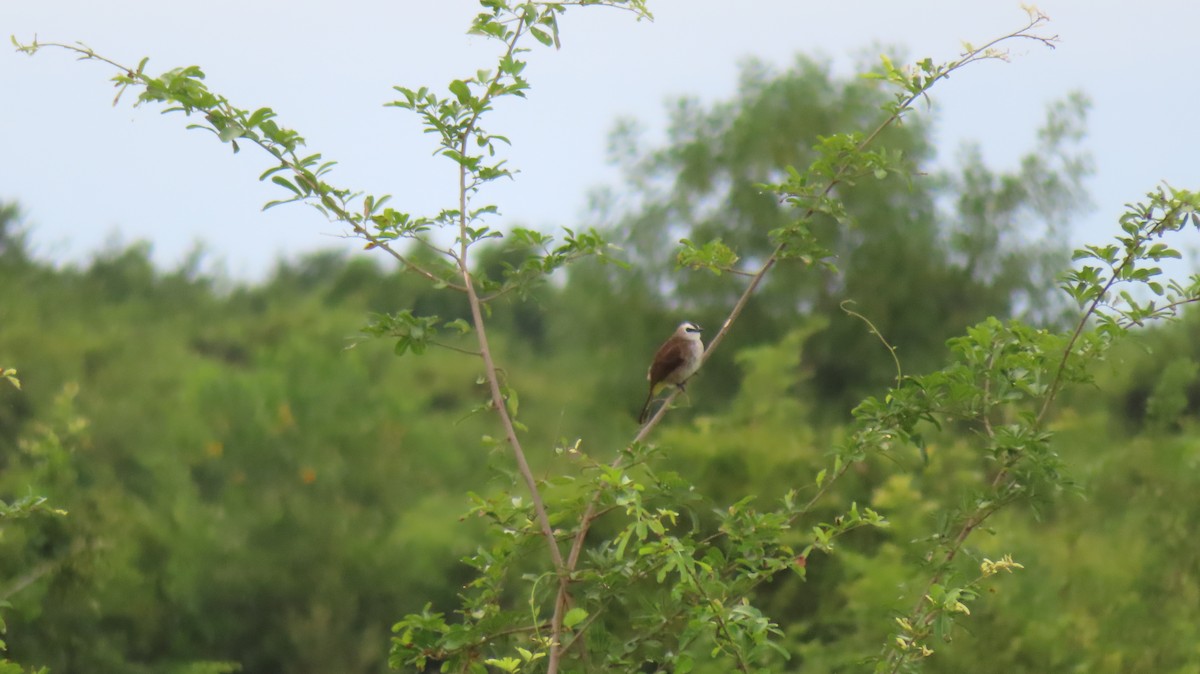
[
  {"left": 554, "top": 12, "right": 1059, "bottom": 667},
  {"left": 17, "top": 39, "right": 468, "bottom": 293}
]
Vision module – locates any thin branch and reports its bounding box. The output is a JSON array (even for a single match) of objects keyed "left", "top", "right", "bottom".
[
  {"left": 981, "top": 350, "right": 997, "bottom": 439},
  {"left": 430, "top": 340, "right": 482, "bottom": 356},
  {"left": 645, "top": 13, "right": 1058, "bottom": 435},
  {"left": 288, "top": 173, "right": 469, "bottom": 292},
  {"left": 0, "top": 558, "right": 59, "bottom": 602},
  {"left": 841, "top": 300, "right": 902, "bottom": 385},
  {"left": 882, "top": 499, "right": 1005, "bottom": 672},
  {"left": 0, "top": 537, "right": 91, "bottom": 602},
  {"left": 556, "top": 13, "right": 1058, "bottom": 667},
  {"left": 535, "top": 1, "right": 652, "bottom": 18},
  {"left": 1036, "top": 170, "right": 1187, "bottom": 426},
  {"left": 413, "top": 234, "right": 460, "bottom": 263},
  {"left": 700, "top": 265, "right": 757, "bottom": 278},
  {"left": 18, "top": 39, "right": 468, "bottom": 293},
  {"left": 437, "top": 12, "right": 580, "bottom": 674},
  {"left": 478, "top": 285, "right": 522, "bottom": 304},
  {"left": 682, "top": 566, "right": 753, "bottom": 673},
  {"left": 458, "top": 8, "right": 558, "bottom": 558}
]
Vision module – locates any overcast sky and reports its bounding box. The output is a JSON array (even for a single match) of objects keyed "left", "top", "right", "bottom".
[{"left": 2, "top": 1, "right": 1197, "bottom": 280}]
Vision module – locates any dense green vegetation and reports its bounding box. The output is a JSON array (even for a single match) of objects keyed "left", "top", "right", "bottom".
[
  {"left": 4, "top": 135, "right": 1200, "bottom": 673},
  {"left": 4, "top": 5, "right": 1200, "bottom": 673}
]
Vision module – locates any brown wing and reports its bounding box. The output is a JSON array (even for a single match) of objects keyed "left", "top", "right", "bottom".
[{"left": 648, "top": 338, "right": 687, "bottom": 387}]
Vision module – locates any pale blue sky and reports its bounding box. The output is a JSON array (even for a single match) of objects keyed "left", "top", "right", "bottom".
[{"left": 2, "top": 1, "right": 1197, "bottom": 279}]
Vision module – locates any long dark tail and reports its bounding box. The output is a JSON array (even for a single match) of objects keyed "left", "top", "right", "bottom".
[{"left": 638, "top": 389, "right": 655, "bottom": 424}]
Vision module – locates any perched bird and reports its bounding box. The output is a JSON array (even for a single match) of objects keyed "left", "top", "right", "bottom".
[{"left": 638, "top": 321, "right": 704, "bottom": 423}]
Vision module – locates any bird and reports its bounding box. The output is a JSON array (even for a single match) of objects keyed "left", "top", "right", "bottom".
[{"left": 638, "top": 321, "right": 704, "bottom": 424}]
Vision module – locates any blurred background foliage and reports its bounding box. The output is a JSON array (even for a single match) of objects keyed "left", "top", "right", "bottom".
[{"left": 1, "top": 56, "right": 1197, "bottom": 673}]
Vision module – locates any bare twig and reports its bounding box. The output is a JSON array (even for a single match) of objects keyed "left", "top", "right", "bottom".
[{"left": 841, "top": 300, "right": 902, "bottom": 385}]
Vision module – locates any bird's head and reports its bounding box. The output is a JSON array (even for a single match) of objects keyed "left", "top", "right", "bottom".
[{"left": 677, "top": 321, "right": 703, "bottom": 341}]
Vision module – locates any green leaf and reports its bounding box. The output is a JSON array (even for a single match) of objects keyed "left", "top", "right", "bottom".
[
  {"left": 563, "top": 607, "right": 588, "bottom": 629},
  {"left": 1, "top": 368, "right": 20, "bottom": 390},
  {"left": 504, "top": 387, "right": 519, "bottom": 418},
  {"left": 271, "top": 176, "right": 302, "bottom": 196},
  {"left": 484, "top": 657, "right": 520, "bottom": 673},
  {"left": 529, "top": 26, "right": 554, "bottom": 47},
  {"left": 448, "top": 79, "right": 472, "bottom": 104},
  {"left": 217, "top": 123, "right": 244, "bottom": 143}
]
